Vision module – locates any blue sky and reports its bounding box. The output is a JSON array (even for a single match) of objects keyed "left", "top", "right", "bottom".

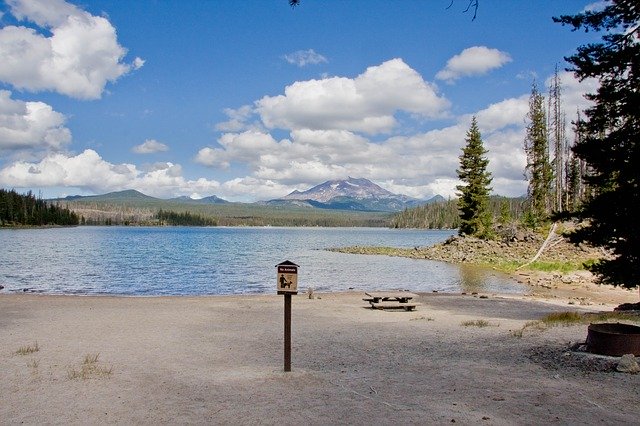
[{"left": 0, "top": 0, "right": 603, "bottom": 201}]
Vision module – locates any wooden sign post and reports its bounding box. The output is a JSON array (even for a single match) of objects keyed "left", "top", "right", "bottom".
[{"left": 276, "top": 260, "right": 299, "bottom": 372}]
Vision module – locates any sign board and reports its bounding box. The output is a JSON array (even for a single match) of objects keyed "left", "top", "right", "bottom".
[{"left": 276, "top": 261, "right": 299, "bottom": 294}]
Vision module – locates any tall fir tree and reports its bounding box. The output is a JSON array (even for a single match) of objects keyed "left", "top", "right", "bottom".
[
  {"left": 456, "top": 117, "right": 493, "bottom": 238},
  {"left": 524, "top": 82, "right": 553, "bottom": 226},
  {"left": 555, "top": 1, "right": 640, "bottom": 290}
]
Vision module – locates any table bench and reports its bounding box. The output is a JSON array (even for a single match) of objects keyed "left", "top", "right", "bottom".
[{"left": 364, "top": 292, "right": 420, "bottom": 311}]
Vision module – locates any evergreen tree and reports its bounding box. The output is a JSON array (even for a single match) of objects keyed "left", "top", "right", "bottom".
[
  {"left": 456, "top": 117, "right": 493, "bottom": 238},
  {"left": 555, "top": 1, "right": 640, "bottom": 290},
  {"left": 524, "top": 82, "right": 553, "bottom": 225}
]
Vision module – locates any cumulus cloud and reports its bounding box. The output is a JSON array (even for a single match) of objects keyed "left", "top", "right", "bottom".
[
  {"left": 0, "top": 90, "right": 71, "bottom": 151},
  {"left": 195, "top": 131, "right": 282, "bottom": 169},
  {"left": 283, "top": 49, "right": 328, "bottom": 67},
  {"left": 256, "top": 58, "right": 450, "bottom": 134},
  {"left": 132, "top": 139, "right": 169, "bottom": 154},
  {"left": 436, "top": 46, "right": 512, "bottom": 83},
  {"left": 0, "top": 0, "right": 143, "bottom": 99},
  {"left": 0, "top": 59, "right": 598, "bottom": 202},
  {"left": 0, "top": 149, "right": 221, "bottom": 199},
  {"left": 215, "top": 105, "right": 258, "bottom": 132}
]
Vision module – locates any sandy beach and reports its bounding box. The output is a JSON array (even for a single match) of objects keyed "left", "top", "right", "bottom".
[{"left": 2, "top": 287, "right": 639, "bottom": 425}]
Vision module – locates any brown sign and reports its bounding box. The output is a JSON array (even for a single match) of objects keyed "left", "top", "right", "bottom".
[{"left": 277, "top": 266, "right": 298, "bottom": 294}]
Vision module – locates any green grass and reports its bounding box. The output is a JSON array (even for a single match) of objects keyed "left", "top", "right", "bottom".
[
  {"left": 540, "top": 311, "right": 583, "bottom": 325},
  {"left": 15, "top": 342, "right": 39, "bottom": 355},
  {"left": 479, "top": 259, "right": 593, "bottom": 274}
]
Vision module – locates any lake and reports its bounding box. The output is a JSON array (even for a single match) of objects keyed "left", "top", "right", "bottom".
[{"left": 0, "top": 226, "right": 525, "bottom": 296}]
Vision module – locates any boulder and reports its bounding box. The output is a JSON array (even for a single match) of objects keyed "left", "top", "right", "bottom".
[{"left": 616, "top": 354, "right": 640, "bottom": 374}]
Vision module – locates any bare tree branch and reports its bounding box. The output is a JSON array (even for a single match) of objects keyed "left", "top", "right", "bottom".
[
  {"left": 462, "top": 0, "right": 479, "bottom": 21},
  {"left": 291, "top": 1, "right": 479, "bottom": 20}
]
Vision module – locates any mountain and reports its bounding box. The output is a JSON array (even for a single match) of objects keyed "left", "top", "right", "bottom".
[
  {"left": 199, "top": 195, "right": 228, "bottom": 204},
  {"left": 59, "top": 189, "right": 156, "bottom": 203},
  {"left": 168, "top": 195, "right": 228, "bottom": 204},
  {"left": 268, "top": 177, "right": 433, "bottom": 212},
  {"left": 55, "top": 190, "right": 228, "bottom": 205}
]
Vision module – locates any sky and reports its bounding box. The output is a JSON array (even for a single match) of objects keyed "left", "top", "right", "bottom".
[{"left": 0, "top": 0, "right": 605, "bottom": 202}]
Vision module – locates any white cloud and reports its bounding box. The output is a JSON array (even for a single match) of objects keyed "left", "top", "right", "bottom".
[
  {"left": 215, "top": 105, "right": 258, "bottom": 132},
  {"left": 0, "top": 149, "right": 221, "bottom": 199},
  {"left": 0, "top": 0, "right": 143, "bottom": 100},
  {"left": 0, "top": 61, "right": 599, "bottom": 202},
  {"left": 256, "top": 58, "right": 450, "bottom": 134},
  {"left": 195, "top": 130, "right": 281, "bottom": 169},
  {"left": 283, "top": 49, "right": 328, "bottom": 67},
  {"left": 132, "top": 139, "right": 169, "bottom": 154},
  {"left": 436, "top": 46, "right": 512, "bottom": 83},
  {"left": 0, "top": 90, "right": 71, "bottom": 151},
  {"left": 583, "top": 1, "right": 608, "bottom": 12}
]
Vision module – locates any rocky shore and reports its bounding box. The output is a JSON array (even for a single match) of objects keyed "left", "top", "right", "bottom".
[{"left": 330, "top": 225, "right": 638, "bottom": 307}]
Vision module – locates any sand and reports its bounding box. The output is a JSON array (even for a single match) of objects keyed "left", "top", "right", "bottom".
[{"left": 1, "top": 287, "right": 639, "bottom": 425}]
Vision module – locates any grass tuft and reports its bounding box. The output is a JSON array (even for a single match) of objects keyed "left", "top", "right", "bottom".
[
  {"left": 540, "top": 311, "right": 583, "bottom": 325},
  {"left": 15, "top": 342, "right": 39, "bottom": 355},
  {"left": 512, "top": 310, "right": 640, "bottom": 339},
  {"left": 461, "top": 319, "right": 491, "bottom": 327},
  {"left": 83, "top": 353, "right": 100, "bottom": 364},
  {"left": 410, "top": 316, "right": 434, "bottom": 321},
  {"left": 68, "top": 353, "right": 113, "bottom": 380}
]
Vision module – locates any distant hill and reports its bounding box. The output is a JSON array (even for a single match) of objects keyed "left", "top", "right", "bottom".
[
  {"left": 55, "top": 190, "right": 228, "bottom": 205},
  {"left": 268, "top": 177, "right": 442, "bottom": 212},
  {"left": 49, "top": 187, "right": 390, "bottom": 227},
  {"left": 168, "top": 195, "right": 229, "bottom": 205},
  {"left": 58, "top": 189, "right": 156, "bottom": 203}
]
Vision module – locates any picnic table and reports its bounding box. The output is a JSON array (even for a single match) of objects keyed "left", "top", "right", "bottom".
[{"left": 363, "top": 291, "right": 420, "bottom": 311}]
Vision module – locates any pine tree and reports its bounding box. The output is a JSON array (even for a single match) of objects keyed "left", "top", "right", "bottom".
[
  {"left": 524, "top": 82, "right": 553, "bottom": 225},
  {"left": 554, "top": 1, "right": 640, "bottom": 290},
  {"left": 456, "top": 117, "right": 493, "bottom": 238}
]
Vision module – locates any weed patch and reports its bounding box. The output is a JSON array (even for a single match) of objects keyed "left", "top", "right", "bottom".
[
  {"left": 410, "top": 316, "right": 434, "bottom": 321},
  {"left": 512, "top": 310, "right": 640, "bottom": 338},
  {"left": 461, "top": 319, "right": 491, "bottom": 327},
  {"left": 15, "top": 342, "right": 39, "bottom": 355},
  {"left": 68, "top": 353, "right": 113, "bottom": 380}
]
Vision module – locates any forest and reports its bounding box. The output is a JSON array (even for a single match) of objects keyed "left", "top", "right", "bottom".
[
  {"left": 390, "top": 196, "right": 526, "bottom": 230},
  {"left": 0, "top": 189, "right": 79, "bottom": 227}
]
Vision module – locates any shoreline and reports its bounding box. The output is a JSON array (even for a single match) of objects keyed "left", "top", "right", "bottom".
[{"left": 2, "top": 291, "right": 639, "bottom": 424}]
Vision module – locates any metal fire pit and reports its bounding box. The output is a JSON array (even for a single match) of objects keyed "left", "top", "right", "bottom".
[{"left": 586, "top": 323, "right": 640, "bottom": 356}]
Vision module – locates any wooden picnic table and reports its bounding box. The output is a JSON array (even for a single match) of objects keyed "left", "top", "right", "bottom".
[{"left": 363, "top": 291, "right": 420, "bottom": 311}]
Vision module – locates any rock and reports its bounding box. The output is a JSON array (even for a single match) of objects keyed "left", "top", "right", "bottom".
[
  {"left": 616, "top": 354, "right": 640, "bottom": 374},
  {"left": 0, "top": 284, "right": 4, "bottom": 290}
]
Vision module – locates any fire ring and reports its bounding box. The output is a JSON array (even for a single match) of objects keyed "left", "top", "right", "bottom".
[{"left": 586, "top": 322, "right": 640, "bottom": 356}]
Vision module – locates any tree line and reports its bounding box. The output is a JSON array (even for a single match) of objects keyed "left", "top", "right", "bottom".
[
  {"left": 0, "top": 189, "right": 79, "bottom": 227},
  {"left": 156, "top": 209, "right": 218, "bottom": 226},
  {"left": 391, "top": 196, "right": 526, "bottom": 230}
]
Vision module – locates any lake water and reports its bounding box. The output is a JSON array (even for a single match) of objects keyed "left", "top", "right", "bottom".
[{"left": 0, "top": 226, "right": 525, "bottom": 296}]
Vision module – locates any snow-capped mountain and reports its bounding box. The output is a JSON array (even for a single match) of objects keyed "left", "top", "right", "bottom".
[
  {"left": 282, "top": 177, "right": 400, "bottom": 202},
  {"left": 269, "top": 177, "right": 434, "bottom": 212}
]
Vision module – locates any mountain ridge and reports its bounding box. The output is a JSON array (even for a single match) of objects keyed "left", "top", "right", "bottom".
[
  {"left": 268, "top": 177, "right": 440, "bottom": 212},
  {"left": 50, "top": 177, "right": 444, "bottom": 212}
]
